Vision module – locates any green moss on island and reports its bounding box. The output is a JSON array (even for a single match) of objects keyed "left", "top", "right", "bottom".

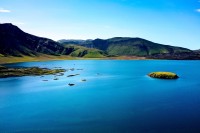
[
  {"left": 0, "top": 66, "right": 66, "bottom": 78},
  {"left": 148, "top": 72, "right": 179, "bottom": 79}
]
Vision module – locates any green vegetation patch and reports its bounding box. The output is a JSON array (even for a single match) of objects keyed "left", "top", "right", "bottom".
[
  {"left": 0, "top": 54, "right": 4, "bottom": 57},
  {"left": 83, "top": 50, "right": 105, "bottom": 58},
  {"left": 148, "top": 72, "right": 179, "bottom": 79},
  {"left": 0, "top": 66, "right": 66, "bottom": 78},
  {"left": 64, "top": 44, "right": 106, "bottom": 58}
]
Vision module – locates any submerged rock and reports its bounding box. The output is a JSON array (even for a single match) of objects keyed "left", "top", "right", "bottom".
[
  {"left": 81, "top": 79, "right": 87, "bottom": 82},
  {"left": 67, "top": 74, "right": 80, "bottom": 77},
  {"left": 53, "top": 78, "right": 59, "bottom": 80},
  {"left": 68, "top": 83, "right": 75, "bottom": 86},
  {"left": 148, "top": 72, "right": 179, "bottom": 79}
]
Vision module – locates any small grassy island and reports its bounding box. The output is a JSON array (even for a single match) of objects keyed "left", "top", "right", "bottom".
[
  {"left": 0, "top": 65, "right": 66, "bottom": 78},
  {"left": 148, "top": 72, "right": 179, "bottom": 79}
]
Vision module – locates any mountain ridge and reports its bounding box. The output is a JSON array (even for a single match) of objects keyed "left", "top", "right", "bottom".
[{"left": 0, "top": 23, "right": 199, "bottom": 60}]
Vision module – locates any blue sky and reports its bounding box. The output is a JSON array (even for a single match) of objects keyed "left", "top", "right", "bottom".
[{"left": 0, "top": 0, "right": 200, "bottom": 49}]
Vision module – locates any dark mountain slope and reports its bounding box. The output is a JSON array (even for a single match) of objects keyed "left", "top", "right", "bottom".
[{"left": 0, "top": 23, "right": 66, "bottom": 56}]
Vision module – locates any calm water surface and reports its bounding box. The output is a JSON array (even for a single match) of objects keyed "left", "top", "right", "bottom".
[{"left": 0, "top": 60, "right": 200, "bottom": 133}]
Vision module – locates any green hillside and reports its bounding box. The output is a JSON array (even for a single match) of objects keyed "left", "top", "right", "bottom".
[
  {"left": 106, "top": 38, "right": 191, "bottom": 56},
  {"left": 60, "top": 37, "right": 192, "bottom": 57},
  {"left": 63, "top": 44, "right": 106, "bottom": 58}
]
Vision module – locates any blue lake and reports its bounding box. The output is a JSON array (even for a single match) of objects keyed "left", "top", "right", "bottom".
[{"left": 0, "top": 60, "right": 200, "bottom": 133}]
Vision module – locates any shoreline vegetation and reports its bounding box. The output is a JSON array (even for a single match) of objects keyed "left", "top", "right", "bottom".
[
  {"left": 0, "top": 54, "right": 147, "bottom": 65},
  {"left": 0, "top": 66, "right": 66, "bottom": 78}
]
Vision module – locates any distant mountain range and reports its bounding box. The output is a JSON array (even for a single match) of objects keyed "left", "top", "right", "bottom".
[
  {"left": 0, "top": 23, "right": 200, "bottom": 59},
  {"left": 58, "top": 38, "right": 200, "bottom": 59},
  {"left": 58, "top": 38, "right": 191, "bottom": 56}
]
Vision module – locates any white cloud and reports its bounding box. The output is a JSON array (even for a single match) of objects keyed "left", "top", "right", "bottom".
[
  {"left": 0, "top": 8, "right": 11, "bottom": 13},
  {"left": 196, "top": 9, "right": 200, "bottom": 12}
]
